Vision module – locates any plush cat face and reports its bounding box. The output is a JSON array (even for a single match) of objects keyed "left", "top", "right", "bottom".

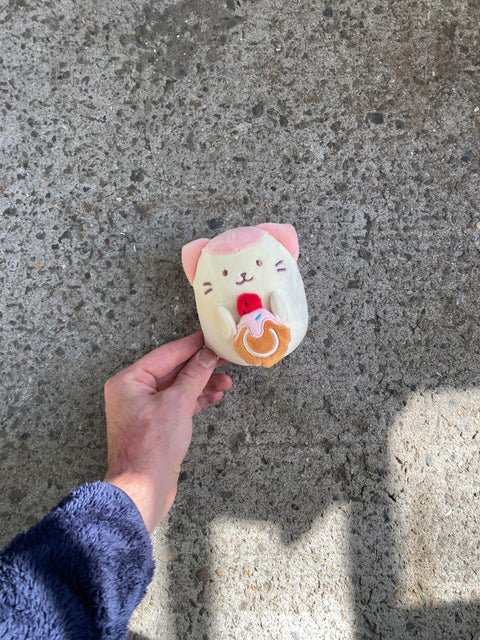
[{"left": 182, "top": 224, "right": 308, "bottom": 366}]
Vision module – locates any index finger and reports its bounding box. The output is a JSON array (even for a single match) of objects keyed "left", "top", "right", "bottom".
[{"left": 135, "top": 331, "right": 205, "bottom": 379}]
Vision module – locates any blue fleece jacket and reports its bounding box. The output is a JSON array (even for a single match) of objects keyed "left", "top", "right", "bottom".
[{"left": 0, "top": 482, "right": 155, "bottom": 639}]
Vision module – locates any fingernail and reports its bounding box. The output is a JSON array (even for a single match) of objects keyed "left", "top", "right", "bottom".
[{"left": 198, "top": 348, "right": 218, "bottom": 368}]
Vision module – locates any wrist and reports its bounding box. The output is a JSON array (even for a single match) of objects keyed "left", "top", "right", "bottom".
[
  {"left": 104, "top": 471, "right": 176, "bottom": 533},
  {"left": 104, "top": 472, "right": 155, "bottom": 532}
]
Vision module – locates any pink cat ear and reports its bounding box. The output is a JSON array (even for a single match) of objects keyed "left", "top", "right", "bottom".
[
  {"left": 256, "top": 223, "right": 299, "bottom": 260},
  {"left": 181, "top": 238, "right": 210, "bottom": 284}
]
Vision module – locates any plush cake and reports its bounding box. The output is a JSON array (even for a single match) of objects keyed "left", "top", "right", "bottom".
[{"left": 181, "top": 223, "right": 308, "bottom": 367}]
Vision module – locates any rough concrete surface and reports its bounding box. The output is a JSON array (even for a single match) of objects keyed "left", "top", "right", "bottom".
[{"left": 0, "top": 0, "right": 479, "bottom": 638}]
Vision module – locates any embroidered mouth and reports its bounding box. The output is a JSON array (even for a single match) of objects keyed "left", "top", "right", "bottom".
[{"left": 235, "top": 275, "right": 253, "bottom": 285}]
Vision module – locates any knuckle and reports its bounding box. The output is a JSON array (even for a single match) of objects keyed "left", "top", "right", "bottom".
[
  {"left": 104, "top": 370, "right": 126, "bottom": 396},
  {"left": 162, "top": 386, "right": 182, "bottom": 405},
  {"left": 164, "top": 386, "right": 191, "bottom": 413},
  {"left": 104, "top": 377, "right": 115, "bottom": 395},
  {"left": 178, "top": 367, "right": 198, "bottom": 383}
]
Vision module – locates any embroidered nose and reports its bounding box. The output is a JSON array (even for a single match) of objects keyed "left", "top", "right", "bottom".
[{"left": 241, "top": 272, "right": 247, "bottom": 279}]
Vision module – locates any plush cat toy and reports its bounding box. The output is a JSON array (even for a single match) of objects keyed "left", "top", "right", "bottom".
[{"left": 182, "top": 223, "right": 308, "bottom": 368}]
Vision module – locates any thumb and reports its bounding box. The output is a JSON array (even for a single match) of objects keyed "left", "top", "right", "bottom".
[{"left": 172, "top": 347, "right": 219, "bottom": 400}]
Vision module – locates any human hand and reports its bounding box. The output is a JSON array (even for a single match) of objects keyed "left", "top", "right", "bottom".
[{"left": 103, "top": 332, "right": 232, "bottom": 532}]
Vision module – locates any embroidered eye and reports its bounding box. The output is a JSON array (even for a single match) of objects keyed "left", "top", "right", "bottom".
[
  {"left": 222, "top": 269, "right": 228, "bottom": 277},
  {"left": 256, "top": 259, "right": 263, "bottom": 266}
]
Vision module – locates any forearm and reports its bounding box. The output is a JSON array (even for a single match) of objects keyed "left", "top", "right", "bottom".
[{"left": 0, "top": 482, "right": 154, "bottom": 640}]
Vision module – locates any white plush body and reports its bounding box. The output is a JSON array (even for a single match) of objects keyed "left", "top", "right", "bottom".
[{"left": 191, "top": 232, "right": 308, "bottom": 365}]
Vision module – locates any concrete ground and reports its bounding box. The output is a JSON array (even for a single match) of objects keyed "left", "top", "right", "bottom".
[{"left": 1, "top": 0, "right": 479, "bottom": 638}]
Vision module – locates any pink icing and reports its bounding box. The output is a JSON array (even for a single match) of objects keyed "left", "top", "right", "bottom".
[{"left": 235, "top": 308, "right": 283, "bottom": 339}]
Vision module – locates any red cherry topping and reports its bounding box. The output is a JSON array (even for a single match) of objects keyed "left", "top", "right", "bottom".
[{"left": 237, "top": 293, "right": 262, "bottom": 316}]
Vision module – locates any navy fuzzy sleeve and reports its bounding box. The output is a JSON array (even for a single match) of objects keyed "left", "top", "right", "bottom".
[{"left": 0, "top": 482, "right": 155, "bottom": 640}]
